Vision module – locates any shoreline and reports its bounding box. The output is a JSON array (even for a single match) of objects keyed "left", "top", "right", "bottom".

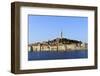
[{"left": 29, "top": 49, "right": 88, "bottom": 52}]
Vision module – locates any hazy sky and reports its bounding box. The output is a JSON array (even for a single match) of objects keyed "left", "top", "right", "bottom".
[{"left": 28, "top": 15, "right": 88, "bottom": 44}]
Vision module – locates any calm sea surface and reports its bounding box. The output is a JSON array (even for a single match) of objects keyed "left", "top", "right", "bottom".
[{"left": 28, "top": 50, "right": 88, "bottom": 61}]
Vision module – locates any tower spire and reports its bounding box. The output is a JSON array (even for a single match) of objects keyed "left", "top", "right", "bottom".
[{"left": 61, "top": 30, "right": 63, "bottom": 39}]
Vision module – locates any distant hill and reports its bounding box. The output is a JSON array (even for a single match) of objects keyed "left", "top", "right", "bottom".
[{"left": 43, "top": 38, "right": 82, "bottom": 45}]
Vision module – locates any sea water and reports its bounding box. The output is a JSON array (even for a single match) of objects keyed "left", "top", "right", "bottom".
[{"left": 28, "top": 50, "right": 88, "bottom": 60}]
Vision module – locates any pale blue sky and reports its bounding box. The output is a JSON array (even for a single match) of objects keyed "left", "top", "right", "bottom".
[{"left": 28, "top": 15, "right": 88, "bottom": 44}]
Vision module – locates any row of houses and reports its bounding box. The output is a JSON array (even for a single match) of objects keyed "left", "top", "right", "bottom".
[{"left": 28, "top": 40, "right": 87, "bottom": 52}]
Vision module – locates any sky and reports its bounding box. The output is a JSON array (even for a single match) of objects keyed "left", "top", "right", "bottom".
[{"left": 28, "top": 15, "right": 88, "bottom": 44}]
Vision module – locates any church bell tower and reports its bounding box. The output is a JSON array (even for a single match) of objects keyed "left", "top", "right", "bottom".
[{"left": 61, "top": 30, "right": 63, "bottom": 39}]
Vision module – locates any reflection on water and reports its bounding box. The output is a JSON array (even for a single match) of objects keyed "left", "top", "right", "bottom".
[{"left": 28, "top": 50, "right": 88, "bottom": 61}]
